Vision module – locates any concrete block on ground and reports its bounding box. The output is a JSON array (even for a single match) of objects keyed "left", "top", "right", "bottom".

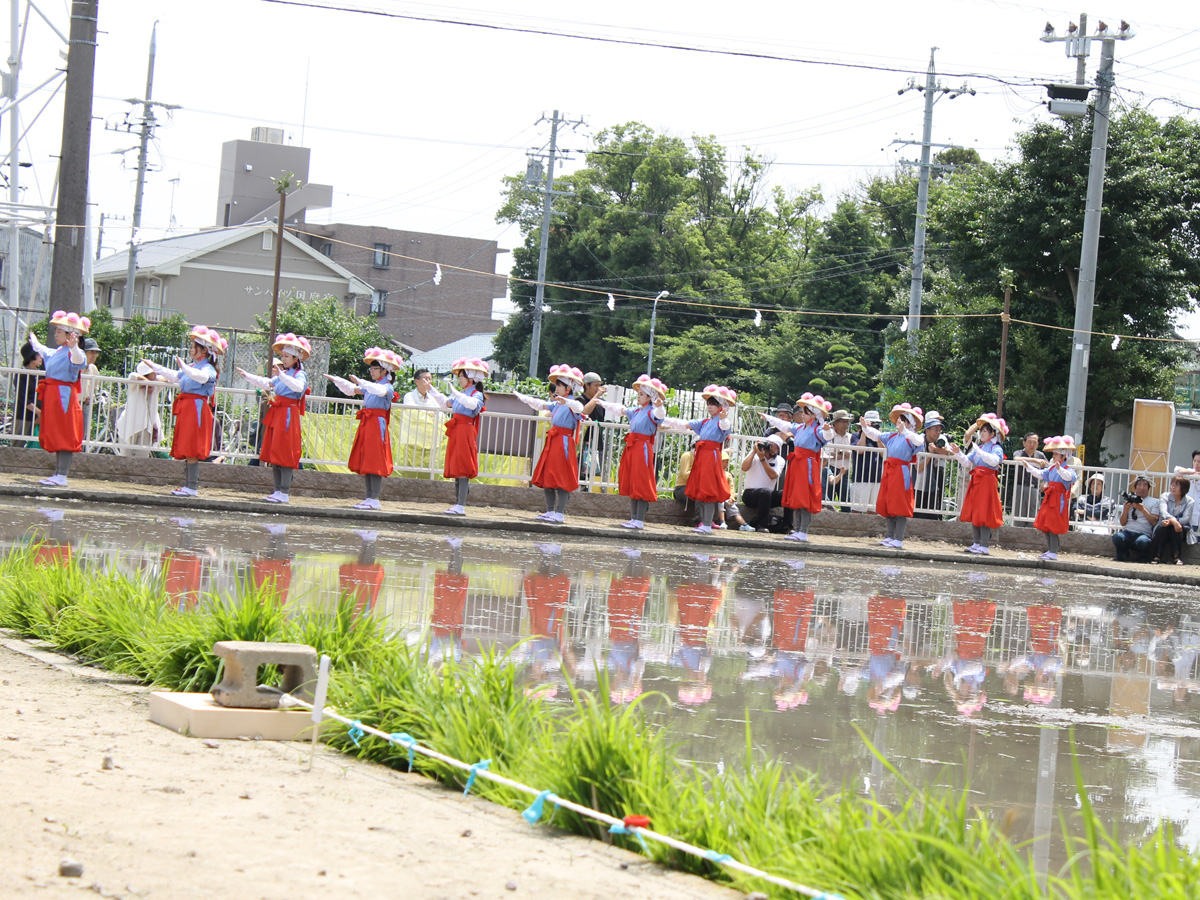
[
  {"left": 149, "top": 691, "right": 313, "bottom": 741},
  {"left": 211, "top": 640, "right": 317, "bottom": 709}
]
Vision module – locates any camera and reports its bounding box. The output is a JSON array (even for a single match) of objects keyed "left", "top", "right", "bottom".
[{"left": 1120, "top": 490, "right": 1140, "bottom": 504}]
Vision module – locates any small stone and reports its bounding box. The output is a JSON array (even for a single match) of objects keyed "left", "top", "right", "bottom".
[
  {"left": 317, "top": 870, "right": 327, "bottom": 877},
  {"left": 239, "top": 792, "right": 252, "bottom": 800},
  {"left": 187, "top": 850, "right": 197, "bottom": 858},
  {"left": 59, "top": 860, "right": 84, "bottom": 878},
  {"left": 203, "top": 741, "right": 220, "bottom": 749},
  {"left": 505, "top": 882, "right": 517, "bottom": 891},
  {"left": 619, "top": 862, "right": 629, "bottom": 870},
  {"left": 461, "top": 829, "right": 472, "bottom": 838},
  {"left": 101, "top": 756, "right": 113, "bottom": 770}
]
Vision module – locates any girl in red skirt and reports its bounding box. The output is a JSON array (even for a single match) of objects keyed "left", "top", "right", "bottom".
[
  {"left": 516, "top": 364, "right": 601, "bottom": 524},
  {"left": 664, "top": 384, "right": 737, "bottom": 534},
  {"left": 237, "top": 333, "right": 312, "bottom": 504},
  {"left": 760, "top": 391, "right": 834, "bottom": 542},
  {"left": 1020, "top": 435, "right": 1078, "bottom": 561},
  {"left": 142, "top": 325, "right": 228, "bottom": 497},
  {"left": 326, "top": 347, "right": 404, "bottom": 510},
  {"left": 860, "top": 403, "right": 925, "bottom": 549},
  {"left": 953, "top": 412, "right": 1009, "bottom": 554},
  {"left": 594, "top": 374, "right": 668, "bottom": 530},
  {"left": 27, "top": 311, "right": 91, "bottom": 487},
  {"left": 426, "top": 356, "right": 488, "bottom": 516}
]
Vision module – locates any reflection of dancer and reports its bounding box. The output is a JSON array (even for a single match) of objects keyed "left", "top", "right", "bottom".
[
  {"left": 772, "top": 588, "right": 818, "bottom": 709},
  {"left": 933, "top": 600, "right": 997, "bottom": 717},
  {"left": 31, "top": 508, "right": 72, "bottom": 567},
  {"left": 606, "top": 552, "right": 651, "bottom": 703},
  {"left": 1003, "top": 604, "right": 1063, "bottom": 705},
  {"left": 251, "top": 524, "right": 293, "bottom": 604},
  {"left": 429, "top": 537, "right": 469, "bottom": 664},
  {"left": 866, "top": 595, "right": 907, "bottom": 714},
  {"left": 161, "top": 517, "right": 204, "bottom": 611},
  {"left": 671, "top": 555, "right": 728, "bottom": 705},
  {"left": 338, "top": 530, "right": 386, "bottom": 618}
]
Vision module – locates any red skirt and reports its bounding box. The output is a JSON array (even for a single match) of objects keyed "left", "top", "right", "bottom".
[
  {"left": 348, "top": 407, "right": 392, "bottom": 477},
  {"left": 339, "top": 562, "right": 385, "bottom": 617},
  {"left": 524, "top": 574, "right": 571, "bottom": 638},
  {"left": 532, "top": 424, "right": 579, "bottom": 491},
  {"left": 773, "top": 589, "right": 816, "bottom": 653},
  {"left": 260, "top": 396, "right": 305, "bottom": 468},
  {"left": 162, "top": 551, "right": 203, "bottom": 610},
  {"left": 782, "top": 447, "right": 823, "bottom": 513},
  {"left": 171, "top": 392, "right": 215, "bottom": 460},
  {"left": 868, "top": 595, "right": 907, "bottom": 654},
  {"left": 952, "top": 600, "right": 996, "bottom": 660},
  {"left": 677, "top": 583, "right": 723, "bottom": 647},
  {"left": 875, "top": 456, "right": 915, "bottom": 518},
  {"left": 607, "top": 576, "right": 650, "bottom": 643},
  {"left": 444, "top": 412, "right": 481, "bottom": 479},
  {"left": 618, "top": 432, "right": 658, "bottom": 502},
  {"left": 252, "top": 559, "right": 292, "bottom": 605},
  {"left": 685, "top": 440, "right": 730, "bottom": 503},
  {"left": 959, "top": 466, "right": 1004, "bottom": 528},
  {"left": 432, "top": 571, "right": 469, "bottom": 637},
  {"left": 1034, "top": 481, "right": 1070, "bottom": 535},
  {"left": 1027, "top": 605, "right": 1062, "bottom": 655},
  {"left": 37, "top": 377, "right": 83, "bottom": 453}
]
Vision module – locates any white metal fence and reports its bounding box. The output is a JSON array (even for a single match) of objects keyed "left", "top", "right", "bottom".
[{"left": 0, "top": 364, "right": 1184, "bottom": 532}]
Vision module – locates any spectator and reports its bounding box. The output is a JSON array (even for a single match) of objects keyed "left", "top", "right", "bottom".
[
  {"left": 12, "top": 340, "right": 43, "bottom": 444},
  {"left": 765, "top": 402, "right": 795, "bottom": 455},
  {"left": 115, "top": 361, "right": 165, "bottom": 457},
  {"left": 849, "top": 410, "right": 884, "bottom": 511},
  {"left": 1112, "top": 476, "right": 1162, "bottom": 563},
  {"left": 1010, "top": 432, "right": 1046, "bottom": 526},
  {"left": 822, "top": 409, "right": 853, "bottom": 511},
  {"left": 673, "top": 445, "right": 694, "bottom": 505},
  {"left": 1173, "top": 449, "right": 1200, "bottom": 534},
  {"left": 579, "top": 372, "right": 609, "bottom": 488},
  {"left": 79, "top": 337, "right": 101, "bottom": 446},
  {"left": 914, "top": 410, "right": 951, "bottom": 519},
  {"left": 402, "top": 368, "right": 441, "bottom": 408},
  {"left": 741, "top": 433, "right": 785, "bottom": 531},
  {"left": 1149, "top": 476, "right": 1195, "bottom": 565},
  {"left": 1075, "top": 473, "right": 1113, "bottom": 523}
]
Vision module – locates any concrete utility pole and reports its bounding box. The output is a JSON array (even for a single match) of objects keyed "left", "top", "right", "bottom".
[
  {"left": 47, "top": 0, "right": 98, "bottom": 315},
  {"left": 1041, "top": 16, "right": 1134, "bottom": 447},
  {"left": 897, "top": 49, "right": 973, "bottom": 346},
  {"left": 525, "top": 109, "right": 583, "bottom": 378},
  {"left": 6, "top": 0, "right": 22, "bottom": 312},
  {"left": 124, "top": 22, "right": 157, "bottom": 314}
]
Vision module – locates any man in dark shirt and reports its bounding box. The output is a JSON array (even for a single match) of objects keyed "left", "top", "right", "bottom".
[{"left": 1011, "top": 432, "right": 1046, "bottom": 526}]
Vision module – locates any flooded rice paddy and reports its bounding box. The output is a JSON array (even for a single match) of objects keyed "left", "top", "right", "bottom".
[{"left": 7, "top": 497, "right": 1200, "bottom": 869}]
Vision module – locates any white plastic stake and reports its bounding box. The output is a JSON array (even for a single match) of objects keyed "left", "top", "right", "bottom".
[{"left": 307, "top": 654, "right": 331, "bottom": 769}]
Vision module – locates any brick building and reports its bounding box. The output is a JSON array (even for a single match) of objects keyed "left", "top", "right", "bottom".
[{"left": 299, "top": 223, "right": 506, "bottom": 353}]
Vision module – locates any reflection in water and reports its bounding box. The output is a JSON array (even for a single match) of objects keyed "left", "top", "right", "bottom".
[{"left": 6, "top": 498, "right": 1200, "bottom": 866}]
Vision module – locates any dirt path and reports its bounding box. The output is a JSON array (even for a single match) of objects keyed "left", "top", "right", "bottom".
[{"left": 0, "top": 639, "right": 738, "bottom": 900}]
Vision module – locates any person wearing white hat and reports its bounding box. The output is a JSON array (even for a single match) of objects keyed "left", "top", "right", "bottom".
[
  {"left": 860, "top": 403, "right": 926, "bottom": 549},
  {"left": 515, "top": 365, "right": 602, "bottom": 523},
  {"left": 1074, "top": 473, "right": 1112, "bottom": 523},
  {"left": 423, "top": 356, "right": 489, "bottom": 515},
  {"left": 740, "top": 433, "right": 785, "bottom": 531},
  {"left": 1174, "top": 449, "right": 1200, "bottom": 533},
  {"left": 593, "top": 374, "right": 669, "bottom": 530},
  {"left": 662, "top": 385, "right": 738, "bottom": 534},
  {"left": 1019, "top": 436, "right": 1079, "bottom": 560},
  {"left": 760, "top": 391, "right": 834, "bottom": 541},
  {"left": 141, "top": 325, "right": 229, "bottom": 496},
  {"left": 327, "top": 347, "right": 406, "bottom": 510},
  {"left": 952, "top": 413, "right": 1009, "bottom": 554},
  {"left": 914, "top": 411, "right": 952, "bottom": 519},
  {"left": 27, "top": 311, "right": 92, "bottom": 486},
  {"left": 238, "top": 333, "right": 313, "bottom": 504}
]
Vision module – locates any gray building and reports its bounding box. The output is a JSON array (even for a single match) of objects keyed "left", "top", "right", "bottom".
[
  {"left": 215, "top": 127, "right": 333, "bottom": 227},
  {"left": 302, "top": 223, "right": 506, "bottom": 352},
  {"left": 92, "top": 224, "right": 372, "bottom": 329}
]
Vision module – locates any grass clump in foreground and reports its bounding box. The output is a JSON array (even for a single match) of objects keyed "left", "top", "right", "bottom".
[{"left": 1, "top": 548, "right": 1197, "bottom": 900}]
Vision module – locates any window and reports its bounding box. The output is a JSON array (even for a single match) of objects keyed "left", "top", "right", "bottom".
[
  {"left": 146, "top": 283, "right": 159, "bottom": 308},
  {"left": 370, "top": 290, "right": 387, "bottom": 315},
  {"left": 373, "top": 243, "right": 391, "bottom": 268},
  {"left": 108, "top": 286, "right": 122, "bottom": 307},
  {"left": 262, "top": 231, "right": 273, "bottom": 251},
  {"left": 320, "top": 242, "right": 333, "bottom": 257}
]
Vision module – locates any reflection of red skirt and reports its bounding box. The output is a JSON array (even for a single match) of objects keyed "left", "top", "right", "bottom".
[
  {"left": 618, "top": 432, "right": 657, "bottom": 502},
  {"left": 260, "top": 397, "right": 304, "bottom": 468},
  {"left": 38, "top": 377, "right": 83, "bottom": 453},
  {"left": 1034, "top": 481, "right": 1070, "bottom": 535},
  {"left": 339, "top": 562, "right": 385, "bottom": 617},
  {"left": 171, "top": 392, "right": 215, "bottom": 460},
  {"left": 952, "top": 600, "right": 996, "bottom": 660},
  {"left": 677, "top": 583, "right": 723, "bottom": 647},
  {"left": 524, "top": 574, "right": 571, "bottom": 638},
  {"left": 782, "top": 448, "right": 823, "bottom": 513},
  {"left": 1027, "top": 605, "right": 1062, "bottom": 654},
  {"left": 163, "top": 551, "right": 203, "bottom": 610},
  {"left": 348, "top": 408, "right": 392, "bottom": 477},
  {"left": 685, "top": 440, "right": 730, "bottom": 503},
  {"left": 444, "top": 413, "right": 480, "bottom": 479},
  {"left": 868, "top": 595, "right": 906, "bottom": 654},
  {"left": 876, "top": 457, "right": 915, "bottom": 518},
  {"left": 773, "top": 589, "right": 815, "bottom": 653},
  {"left": 959, "top": 466, "right": 1004, "bottom": 528},
  {"left": 432, "top": 571, "right": 469, "bottom": 637},
  {"left": 532, "top": 425, "right": 579, "bottom": 491},
  {"left": 252, "top": 559, "right": 292, "bottom": 604},
  {"left": 607, "top": 576, "right": 650, "bottom": 642}
]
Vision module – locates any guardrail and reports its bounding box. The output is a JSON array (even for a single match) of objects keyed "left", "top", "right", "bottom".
[{"left": 0, "top": 365, "right": 1182, "bottom": 532}]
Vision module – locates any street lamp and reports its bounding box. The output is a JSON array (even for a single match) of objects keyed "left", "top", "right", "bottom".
[{"left": 646, "top": 290, "right": 669, "bottom": 375}]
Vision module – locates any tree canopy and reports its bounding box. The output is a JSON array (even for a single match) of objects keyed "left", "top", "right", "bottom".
[{"left": 255, "top": 295, "right": 394, "bottom": 379}]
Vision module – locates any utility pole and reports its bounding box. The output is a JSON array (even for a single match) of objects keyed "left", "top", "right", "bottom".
[
  {"left": 47, "top": 0, "right": 98, "bottom": 315},
  {"left": 897, "top": 49, "right": 973, "bottom": 346},
  {"left": 1041, "top": 16, "right": 1134, "bottom": 447},
  {"left": 524, "top": 109, "right": 583, "bottom": 378},
  {"left": 123, "top": 22, "right": 161, "bottom": 314},
  {"left": 264, "top": 172, "right": 297, "bottom": 378},
  {"left": 6, "top": 0, "right": 22, "bottom": 312}
]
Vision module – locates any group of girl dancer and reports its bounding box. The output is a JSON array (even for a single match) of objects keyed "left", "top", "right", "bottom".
[{"left": 25, "top": 319, "right": 1078, "bottom": 559}]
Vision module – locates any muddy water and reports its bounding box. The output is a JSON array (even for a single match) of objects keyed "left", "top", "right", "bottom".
[{"left": 8, "top": 499, "right": 1200, "bottom": 869}]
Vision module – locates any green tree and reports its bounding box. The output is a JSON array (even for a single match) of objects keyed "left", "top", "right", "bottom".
[
  {"left": 255, "top": 295, "right": 394, "bottom": 378},
  {"left": 887, "top": 109, "right": 1200, "bottom": 454}
]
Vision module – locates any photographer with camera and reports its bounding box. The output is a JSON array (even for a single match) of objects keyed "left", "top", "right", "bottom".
[
  {"left": 741, "top": 433, "right": 786, "bottom": 531},
  {"left": 1112, "top": 476, "right": 1162, "bottom": 563}
]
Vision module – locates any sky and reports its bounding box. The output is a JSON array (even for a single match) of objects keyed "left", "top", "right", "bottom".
[{"left": 7, "top": 0, "right": 1200, "bottom": 333}]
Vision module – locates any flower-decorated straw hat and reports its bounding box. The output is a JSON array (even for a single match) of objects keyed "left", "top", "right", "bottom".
[
  {"left": 632, "top": 374, "right": 668, "bottom": 399},
  {"left": 1043, "top": 435, "right": 1076, "bottom": 453},
  {"left": 701, "top": 384, "right": 738, "bottom": 407},
  {"left": 976, "top": 412, "right": 1009, "bottom": 437},
  {"left": 188, "top": 325, "right": 228, "bottom": 356},
  {"left": 795, "top": 391, "right": 833, "bottom": 418},
  {"left": 49, "top": 310, "right": 91, "bottom": 335},
  {"left": 450, "top": 356, "right": 489, "bottom": 381},
  {"left": 364, "top": 346, "right": 404, "bottom": 372},
  {"left": 889, "top": 402, "right": 925, "bottom": 428},
  {"left": 271, "top": 332, "right": 312, "bottom": 361},
  {"left": 547, "top": 364, "right": 584, "bottom": 390}
]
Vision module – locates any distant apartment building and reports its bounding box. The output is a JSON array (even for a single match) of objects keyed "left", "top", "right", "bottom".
[
  {"left": 215, "top": 127, "right": 332, "bottom": 227},
  {"left": 301, "top": 224, "right": 505, "bottom": 353}
]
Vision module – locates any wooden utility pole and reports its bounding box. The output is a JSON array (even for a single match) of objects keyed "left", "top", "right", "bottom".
[
  {"left": 264, "top": 173, "right": 297, "bottom": 377},
  {"left": 996, "top": 283, "right": 1012, "bottom": 417},
  {"left": 47, "top": 0, "right": 99, "bottom": 314}
]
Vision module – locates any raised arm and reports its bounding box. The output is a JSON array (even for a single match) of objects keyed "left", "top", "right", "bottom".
[
  {"left": 597, "top": 399, "right": 628, "bottom": 419},
  {"left": 177, "top": 359, "right": 212, "bottom": 385},
  {"left": 324, "top": 374, "right": 360, "bottom": 397},
  {"left": 358, "top": 379, "right": 392, "bottom": 398},
  {"left": 759, "top": 412, "right": 795, "bottom": 436},
  {"left": 143, "top": 360, "right": 182, "bottom": 384},
  {"left": 275, "top": 370, "right": 305, "bottom": 392},
  {"left": 27, "top": 332, "right": 53, "bottom": 359},
  {"left": 514, "top": 391, "right": 549, "bottom": 413},
  {"left": 237, "top": 368, "right": 272, "bottom": 392},
  {"left": 448, "top": 385, "right": 482, "bottom": 410}
]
